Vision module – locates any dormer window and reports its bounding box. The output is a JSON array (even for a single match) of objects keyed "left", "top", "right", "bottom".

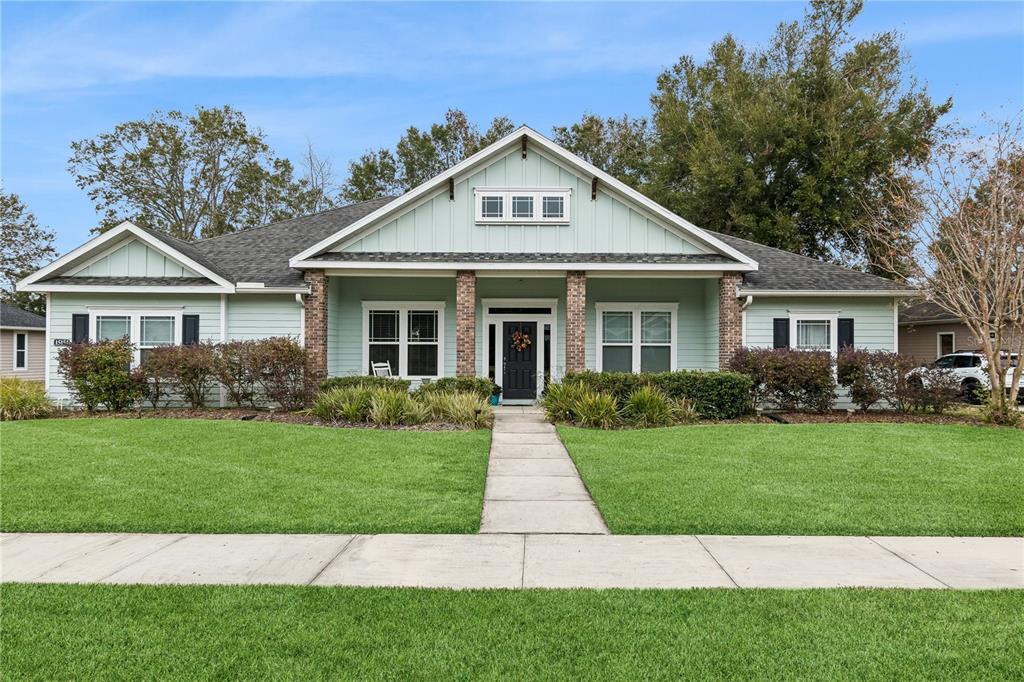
[{"left": 474, "top": 188, "right": 571, "bottom": 224}]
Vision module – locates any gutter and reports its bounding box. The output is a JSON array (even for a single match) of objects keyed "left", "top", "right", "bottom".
[{"left": 736, "top": 289, "right": 918, "bottom": 298}]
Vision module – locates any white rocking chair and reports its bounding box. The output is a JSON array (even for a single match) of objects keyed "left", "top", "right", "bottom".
[{"left": 371, "top": 361, "right": 393, "bottom": 377}]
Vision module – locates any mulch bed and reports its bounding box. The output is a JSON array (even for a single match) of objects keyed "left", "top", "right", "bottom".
[
  {"left": 46, "top": 407, "right": 473, "bottom": 431},
  {"left": 767, "top": 410, "right": 988, "bottom": 426}
]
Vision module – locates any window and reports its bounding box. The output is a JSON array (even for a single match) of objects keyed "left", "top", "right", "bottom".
[
  {"left": 89, "top": 309, "right": 183, "bottom": 366},
  {"left": 937, "top": 332, "right": 954, "bottom": 358},
  {"left": 788, "top": 314, "right": 838, "bottom": 354},
  {"left": 596, "top": 304, "right": 677, "bottom": 373},
  {"left": 13, "top": 333, "right": 27, "bottom": 370},
  {"left": 363, "top": 303, "right": 444, "bottom": 378},
  {"left": 474, "top": 188, "right": 571, "bottom": 223}
]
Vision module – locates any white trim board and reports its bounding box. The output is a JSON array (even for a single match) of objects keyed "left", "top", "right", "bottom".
[
  {"left": 595, "top": 302, "right": 679, "bottom": 373},
  {"left": 481, "top": 298, "right": 559, "bottom": 393},
  {"left": 360, "top": 301, "right": 446, "bottom": 380}
]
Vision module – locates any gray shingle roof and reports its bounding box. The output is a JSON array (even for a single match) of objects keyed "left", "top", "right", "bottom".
[
  {"left": 134, "top": 226, "right": 234, "bottom": 283},
  {"left": 308, "top": 252, "right": 737, "bottom": 264},
  {"left": 708, "top": 231, "right": 915, "bottom": 293},
  {"left": 1, "top": 302, "right": 45, "bottom": 328},
  {"left": 899, "top": 301, "right": 959, "bottom": 324},
  {"left": 41, "top": 277, "right": 217, "bottom": 287},
  {"left": 191, "top": 198, "right": 393, "bottom": 287}
]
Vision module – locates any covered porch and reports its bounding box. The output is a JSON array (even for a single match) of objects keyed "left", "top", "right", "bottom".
[{"left": 303, "top": 268, "right": 742, "bottom": 401}]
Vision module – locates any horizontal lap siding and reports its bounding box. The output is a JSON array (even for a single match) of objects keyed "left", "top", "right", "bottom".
[
  {"left": 225, "top": 295, "right": 301, "bottom": 341},
  {"left": 585, "top": 278, "right": 718, "bottom": 372},
  {"left": 0, "top": 329, "right": 45, "bottom": 381},
  {"left": 46, "top": 293, "right": 222, "bottom": 403},
  {"left": 328, "top": 276, "right": 457, "bottom": 379}
]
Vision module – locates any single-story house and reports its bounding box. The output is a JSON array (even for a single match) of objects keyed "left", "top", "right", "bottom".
[
  {"left": 899, "top": 301, "right": 1022, "bottom": 365},
  {"left": 19, "top": 126, "right": 914, "bottom": 404},
  {"left": 0, "top": 302, "right": 46, "bottom": 382}
]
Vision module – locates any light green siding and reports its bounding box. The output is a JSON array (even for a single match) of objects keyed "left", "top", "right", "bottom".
[
  {"left": 743, "top": 297, "right": 898, "bottom": 351},
  {"left": 585, "top": 278, "right": 719, "bottom": 372},
  {"left": 69, "top": 239, "right": 199, "bottom": 278},
  {"left": 476, "top": 277, "right": 567, "bottom": 377},
  {"left": 226, "top": 294, "right": 301, "bottom": 341},
  {"left": 327, "top": 276, "right": 457, "bottom": 379},
  {"left": 46, "top": 293, "right": 222, "bottom": 402},
  {"left": 337, "top": 146, "right": 709, "bottom": 255}
]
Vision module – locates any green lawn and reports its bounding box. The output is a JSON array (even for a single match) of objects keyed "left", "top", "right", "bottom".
[
  {"left": 1, "top": 419, "right": 490, "bottom": 534},
  {"left": 2, "top": 584, "right": 1021, "bottom": 680},
  {"left": 559, "top": 423, "right": 1024, "bottom": 536}
]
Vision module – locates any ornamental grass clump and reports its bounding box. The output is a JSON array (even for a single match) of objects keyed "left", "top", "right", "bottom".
[
  {"left": 369, "top": 389, "right": 427, "bottom": 426},
  {"left": 440, "top": 391, "right": 494, "bottom": 429},
  {"left": 0, "top": 377, "right": 52, "bottom": 421},
  {"left": 541, "top": 381, "right": 586, "bottom": 423},
  {"left": 573, "top": 389, "right": 620, "bottom": 429},
  {"left": 312, "top": 386, "right": 373, "bottom": 423},
  {"left": 621, "top": 385, "right": 673, "bottom": 428}
]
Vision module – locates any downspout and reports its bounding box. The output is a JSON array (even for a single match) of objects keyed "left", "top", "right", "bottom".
[
  {"left": 739, "top": 294, "right": 753, "bottom": 347},
  {"left": 219, "top": 293, "right": 227, "bottom": 407},
  {"left": 296, "top": 293, "right": 305, "bottom": 347}
]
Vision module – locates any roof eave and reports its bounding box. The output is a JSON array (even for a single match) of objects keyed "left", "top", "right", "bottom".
[{"left": 737, "top": 288, "right": 918, "bottom": 297}]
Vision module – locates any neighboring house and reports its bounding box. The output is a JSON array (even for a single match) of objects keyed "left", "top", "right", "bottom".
[
  {"left": 899, "top": 301, "right": 1022, "bottom": 365},
  {"left": 0, "top": 302, "right": 46, "bottom": 382},
  {"left": 19, "top": 126, "right": 914, "bottom": 405}
]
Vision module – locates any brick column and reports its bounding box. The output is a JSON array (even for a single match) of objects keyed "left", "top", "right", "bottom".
[
  {"left": 304, "top": 269, "right": 328, "bottom": 385},
  {"left": 565, "top": 270, "right": 587, "bottom": 373},
  {"left": 718, "top": 273, "right": 744, "bottom": 369},
  {"left": 455, "top": 270, "right": 476, "bottom": 377}
]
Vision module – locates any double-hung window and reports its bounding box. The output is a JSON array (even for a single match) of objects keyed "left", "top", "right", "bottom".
[
  {"left": 13, "top": 333, "right": 27, "bottom": 370},
  {"left": 596, "top": 303, "right": 677, "bottom": 373},
  {"left": 364, "top": 303, "right": 444, "bottom": 378},
  {"left": 89, "top": 309, "right": 183, "bottom": 366},
  {"left": 474, "top": 188, "right": 571, "bottom": 223},
  {"left": 788, "top": 314, "right": 838, "bottom": 354}
]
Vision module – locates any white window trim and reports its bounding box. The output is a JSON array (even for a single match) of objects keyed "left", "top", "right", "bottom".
[
  {"left": 361, "top": 301, "right": 446, "bottom": 380},
  {"left": 87, "top": 308, "right": 184, "bottom": 366},
  {"left": 595, "top": 302, "right": 678, "bottom": 373},
  {"left": 481, "top": 298, "right": 559, "bottom": 393},
  {"left": 789, "top": 313, "right": 839, "bottom": 355},
  {"left": 937, "top": 331, "right": 955, "bottom": 358},
  {"left": 473, "top": 188, "right": 571, "bottom": 224},
  {"left": 13, "top": 332, "right": 28, "bottom": 371}
]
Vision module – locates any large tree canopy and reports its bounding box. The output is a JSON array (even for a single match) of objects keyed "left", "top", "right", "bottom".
[
  {"left": 340, "top": 109, "right": 515, "bottom": 202},
  {"left": 1, "top": 190, "right": 56, "bottom": 314},
  {"left": 68, "top": 106, "right": 327, "bottom": 241}
]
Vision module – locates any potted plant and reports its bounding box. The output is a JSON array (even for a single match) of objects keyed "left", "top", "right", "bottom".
[{"left": 490, "top": 383, "right": 502, "bottom": 406}]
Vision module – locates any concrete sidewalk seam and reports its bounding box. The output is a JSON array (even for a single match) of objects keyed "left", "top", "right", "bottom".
[
  {"left": 694, "top": 535, "right": 740, "bottom": 588},
  {"left": 866, "top": 536, "right": 952, "bottom": 589},
  {"left": 306, "top": 535, "right": 359, "bottom": 586},
  {"left": 95, "top": 534, "right": 189, "bottom": 583}
]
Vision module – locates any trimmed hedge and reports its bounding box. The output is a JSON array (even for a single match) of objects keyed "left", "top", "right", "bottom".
[
  {"left": 319, "top": 375, "right": 412, "bottom": 393},
  {"left": 560, "top": 370, "right": 753, "bottom": 420},
  {"left": 415, "top": 377, "right": 496, "bottom": 400}
]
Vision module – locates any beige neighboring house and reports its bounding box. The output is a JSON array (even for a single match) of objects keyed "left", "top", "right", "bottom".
[
  {"left": 899, "top": 301, "right": 1022, "bottom": 365},
  {"left": 1, "top": 302, "right": 46, "bottom": 381}
]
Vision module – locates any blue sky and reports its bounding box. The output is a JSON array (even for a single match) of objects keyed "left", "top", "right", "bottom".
[{"left": 2, "top": 1, "right": 1022, "bottom": 253}]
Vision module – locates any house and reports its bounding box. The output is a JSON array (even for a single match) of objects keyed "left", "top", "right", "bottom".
[
  {"left": 19, "top": 126, "right": 914, "bottom": 404},
  {"left": 0, "top": 302, "right": 46, "bottom": 382},
  {"left": 899, "top": 301, "right": 1022, "bottom": 365}
]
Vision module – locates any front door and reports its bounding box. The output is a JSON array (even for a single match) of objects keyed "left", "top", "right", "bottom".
[{"left": 502, "top": 321, "right": 537, "bottom": 399}]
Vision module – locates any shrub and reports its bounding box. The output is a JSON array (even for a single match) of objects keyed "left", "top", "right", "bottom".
[
  {"left": 562, "top": 370, "right": 752, "bottom": 419},
  {"left": 0, "top": 378, "right": 51, "bottom": 421},
  {"left": 559, "top": 371, "right": 647, "bottom": 404},
  {"left": 419, "top": 391, "right": 493, "bottom": 428},
  {"left": 670, "top": 397, "right": 700, "bottom": 424},
  {"left": 415, "top": 377, "right": 495, "bottom": 400},
  {"left": 729, "top": 348, "right": 835, "bottom": 413},
  {"left": 621, "top": 385, "right": 673, "bottom": 428},
  {"left": 160, "top": 343, "right": 217, "bottom": 409},
  {"left": 246, "top": 337, "right": 309, "bottom": 411},
  {"left": 214, "top": 341, "right": 258, "bottom": 408},
  {"left": 312, "top": 386, "right": 372, "bottom": 423},
  {"left": 541, "top": 381, "right": 585, "bottom": 423},
  {"left": 319, "top": 375, "right": 412, "bottom": 393},
  {"left": 573, "top": 389, "right": 620, "bottom": 429},
  {"left": 134, "top": 347, "right": 177, "bottom": 408},
  {"left": 727, "top": 348, "right": 772, "bottom": 409},
  {"left": 908, "top": 366, "right": 961, "bottom": 414},
  {"left": 57, "top": 339, "right": 143, "bottom": 411},
  {"left": 369, "top": 389, "right": 426, "bottom": 426}
]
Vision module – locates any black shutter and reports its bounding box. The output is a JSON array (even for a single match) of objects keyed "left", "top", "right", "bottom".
[
  {"left": 838, "top": 318, "right": 855, "bottom": 349},
  {"left": 772, "top": 318, "right": 789, "bottom": 349},
  {"left": 182, "top": 315, "right": 200, "bottom": 345},
  {"left": 72, "top": 314, "right": 89, "bottom": 343}
]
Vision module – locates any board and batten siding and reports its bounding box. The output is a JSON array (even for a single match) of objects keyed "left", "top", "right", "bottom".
[
  {"left": 585, "top": 278, "right": 720, "bottom": 373},
  {"left": 67, "top": 239, "right": 200, "bottom": 278},
  {"left": 327, "top": 276, "right": 457, "bottom": 380},
  {"left": 0, "top": 329, "right": 46, "bottom": 381},
  {"left": 336, "top": 147, "right": 710, "bottom": 256}
]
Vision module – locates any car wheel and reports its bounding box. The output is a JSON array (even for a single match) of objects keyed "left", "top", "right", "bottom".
[{"left": 961, "top": 379, "right": 981, "bottom": 404}]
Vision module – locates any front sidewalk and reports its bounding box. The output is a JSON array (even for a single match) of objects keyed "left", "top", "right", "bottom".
[{"left": 2, "top": 532, "right": 1020, "bottom": 589}]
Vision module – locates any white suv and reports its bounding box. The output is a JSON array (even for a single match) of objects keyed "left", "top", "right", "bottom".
[{"left": 927, "top": 351, "right": 1019, "bottom": 401}]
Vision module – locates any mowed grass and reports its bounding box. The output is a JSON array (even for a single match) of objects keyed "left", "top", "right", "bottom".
[
  {"left": 1, "top": 419, "right": 490, "bottom": 534},
  {"left": 2, "top": 584, "right": 1022, "bottom": 680},
  {"left": 559, "top": 424, "right": 1024, "bottom": 536}
]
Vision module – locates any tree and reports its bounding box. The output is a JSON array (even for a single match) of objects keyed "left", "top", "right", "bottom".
[
  {"left": 300, "top": 141, "right": 337, "bottom": 214},
  {"left": 68, "top": 106, "right": 323, "bottom": 241},
  {"left": 1, "top": 190, "right": 56, "bottom": 314},
  {"left": 560, "top": 0, "right": 949, "bottom": 272},
  {"left": 864, "top": 114, "right": 1024, "bottom": 424},
  {"left": 340, "top": 109, "right": 515, "bottom": 202}
]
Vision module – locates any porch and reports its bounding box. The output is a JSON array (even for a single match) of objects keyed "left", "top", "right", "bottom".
[{"left": 304, "top": 270, "right": 742, "bottom": 401}]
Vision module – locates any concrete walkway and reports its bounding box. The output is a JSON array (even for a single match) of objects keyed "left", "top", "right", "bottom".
[
  {"left": 480, "top": 406, "right": 608, "bottom": 534},
  {"left": 2, "top": 533, "right": 1020, "bottom": 589}
]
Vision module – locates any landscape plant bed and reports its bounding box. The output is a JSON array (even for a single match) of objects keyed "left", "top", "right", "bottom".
[
  {"left": 3, "top": 584, "right": 1022, "bottom": 680},
  {"left": 770, "top": 409, "right": 993, "bottom": 426},
  {"left": 2, "top": 419, "right": 490, "bottom": 533},
  {"left": 559, "top": 423, "right": 1024, "bottom": 536}
]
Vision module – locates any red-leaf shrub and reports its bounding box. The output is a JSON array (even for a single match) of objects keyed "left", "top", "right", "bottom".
[
  {"left": 729, "top": 347, "right": 835, "bottom": 413},
  {"left": 57, "top": 339, "right": 143, "bottom": 411},
  {"left": 214, "top": 340, "right": 258, "bottom": 408},
  {"left": 161, "top": 343, "right": 217, "bottom": 409},
  {"left": 245, "top": 337, "right": 309, "bottom": 410},
  {"left": 135, "top": 347, "right": 178, "bottom": 408}
]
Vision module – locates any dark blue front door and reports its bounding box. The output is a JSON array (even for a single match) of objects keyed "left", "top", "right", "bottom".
[{"left": 502, "top": 321, "right": 537, "bottom": 399}]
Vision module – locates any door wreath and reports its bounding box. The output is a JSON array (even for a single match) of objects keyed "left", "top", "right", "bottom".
[{"left": 511, "top": 328, "right": 532, "bottom": 353}]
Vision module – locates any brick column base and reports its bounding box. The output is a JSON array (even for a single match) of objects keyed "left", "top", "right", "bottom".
[
  {"left": 304, "top": 269, "right": 328, "bottom": 387},
  {"left": 566, "top": 271, "right": 587, "bottom": 373},
  {"left": 719, "top": 273, "right": 743, "bottom": 369},
  {"left": 456, "top": 270, "right": 476, "bottom": 377}
]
